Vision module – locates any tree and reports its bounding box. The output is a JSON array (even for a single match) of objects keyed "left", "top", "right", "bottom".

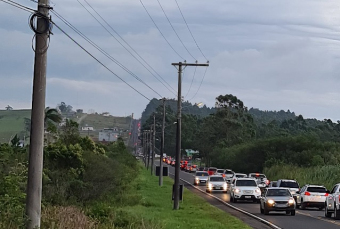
[
  {"left": 59, "top": 119, "right": 81, "bottom": 145},
  {"left": 57, "top": 102, "right": 73, "bottom": 113},
  {"left": 45, "top": 107, "right": 62, "bottom": 126},
  {"left": 5, "top": 105, "right": 13, "bottom": 110}
]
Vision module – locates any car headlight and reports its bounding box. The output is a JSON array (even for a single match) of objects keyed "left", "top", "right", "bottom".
[
  {"left": 255, "top": 188, "right": 261, "bottom": 194},
  {"left": 267, "top": 199, "right": 275, "bottom": 205},
  {"left": 195, "top": 177, "right": 199, "bottom": 181},
  {"left": 234, "top": 188, "right": 240, "bottom": 193},
  {"left": 208, "top": 184, "right": 212, "bottom": 190},
  {"left": 289, "top": 199, "right": 295, "bottom": 204},
  {"left": 223, "top": 183, "right": 228, "bottom": 190}
]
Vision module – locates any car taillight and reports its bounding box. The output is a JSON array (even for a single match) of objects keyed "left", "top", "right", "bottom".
[
  {"left": 325, "top": 193, "right": 329, "bottom": 196},
  {"left": 265, "top": 180, "right": 270, "bottom": 185},
  {"left": 305, "top": 191, "right": 311, "bottom": 196}
]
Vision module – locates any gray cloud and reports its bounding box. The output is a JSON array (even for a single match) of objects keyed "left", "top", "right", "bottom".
[{"left": 2, "top": 0, "right": 340, "bottom": 120}]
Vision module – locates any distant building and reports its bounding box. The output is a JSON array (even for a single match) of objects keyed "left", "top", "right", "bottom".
[
  {"left": 98, "top": 127, "right": 119, "bottom": 142},
  {"left": 102, "top": 112, "right": 110, "bottom": 116},
  {"left": 82, "top": 126, "right": 94, "bottom": 131}
]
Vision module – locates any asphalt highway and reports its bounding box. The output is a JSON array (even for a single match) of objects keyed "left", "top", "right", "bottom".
[{"left": 164, "top": 163, "right": 340, "bottom": 229}]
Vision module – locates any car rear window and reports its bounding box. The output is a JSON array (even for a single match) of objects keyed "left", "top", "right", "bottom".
[
  {"left": 280, "top": 181, "right": 299, "bottom": 188},
  {"left": 236, "top": 174, "right": 246, "bottom": 178},
  {"left": 196, "top": 172, "right": 208, "bottom": 176},
  {"left": 224, "top": 170, "right": 234, "bottom": 174},
  {"left": 236, "top": 180, "right": 257, "bottom": 186},
  {"left": 307, "top": 187, "right": 327, "bottom": 193},
  {"left": 217, "top": 169, "right": 224, "bottom": 173},
  {"left": 210, "top": 177, "right": 225, "bottom": 181},
  {"left": 208, "top": 168, "right": 217, "bottom": 171}
]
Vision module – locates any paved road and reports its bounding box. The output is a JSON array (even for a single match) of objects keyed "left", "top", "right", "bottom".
[{"left": 164, "top": 163, "right": 340, "bottom": 229}]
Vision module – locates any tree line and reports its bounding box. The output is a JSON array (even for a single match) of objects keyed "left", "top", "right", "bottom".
[{"left": 142, "top": 94, "right": 340, "bottom": 173}]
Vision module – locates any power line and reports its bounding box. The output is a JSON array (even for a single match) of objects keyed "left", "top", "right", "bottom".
[
  {"left": 51, "top": 9, "right": 162, "bottom": 98},
  {"left": 184, "top": 65, "right": 197, "bottom": 98},
  {"left": 0, "top": 0, "right": 35, "bottom": 13},
  {"left": 81, "top": 0, "right": 177, "bottom": 96},
  {"left": 188, "top": 66, "right": 208, "bottom": 101},
  {"left": 139, "top": 0, "right": 185, "bottom": 61},
  {"left": 174, "top": 0, "right": 208, "bottom": 61},
  {"left": 50, "top": 20, "right": 151, "bottom": 101},
  {"left": 156, "top": 0, "right": 196, "bottom": 61}
]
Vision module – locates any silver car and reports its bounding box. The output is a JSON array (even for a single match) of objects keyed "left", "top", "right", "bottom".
[
  {"left": 194, "top": 171, "right": 209, "bottom": 186},
  {"left": 206, "top": 175, "right": 228, "bottom": 193},
  {"left": 260, "top": 188, "right": 296, "bottom": 215}
]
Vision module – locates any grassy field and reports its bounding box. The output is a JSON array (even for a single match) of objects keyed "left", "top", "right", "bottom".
[
  {"left": 264, "top": 164, "right": 340, "bottom": 190},
  {"left": 0, "top": 109, "right": 30, "bottom": 143},
  {"left": 113, "top": 166, "right": 251, "bottom": 229}
]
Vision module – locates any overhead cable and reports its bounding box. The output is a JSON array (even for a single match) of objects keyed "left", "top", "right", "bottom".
[
  {"left": 139, "top": 0, "right": 185, "bottom": 61},
  {"left": 184, "top": 65, "right": 197, "bottom": 98},
  {"left": 156, "top": 0, "right": 196, "bottom": 61},
  {"left": 81, "top": 0, "right": 177, "bottom": 96},
  {"left": 51, "top": 10, "right": 162, "bottom": 98},
  {"left": 174, "top": 0, "right": 208, "bottom": 61},
  {"left": 50, "top": 19, "right": 151, "bottom": 101},
  {"left": 188, "top": 67, "right": 208, "bottom": 101},
  {"left": 0, "top": 0, "right": 35, "bottom": 13}
]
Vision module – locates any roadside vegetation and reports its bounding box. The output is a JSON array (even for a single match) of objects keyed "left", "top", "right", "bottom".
[
  {"left": 0, "top": 118, "right": 141, "bottom": 228},
  {"left": 142, "top": 94, "right": 340, "bottom": 187}
]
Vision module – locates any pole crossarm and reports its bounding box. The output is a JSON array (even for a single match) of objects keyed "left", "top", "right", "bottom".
[{"left": 171, "top": 63, "right": 209, "bottom": 67}]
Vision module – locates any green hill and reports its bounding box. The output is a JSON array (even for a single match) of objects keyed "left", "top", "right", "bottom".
[
  {"left": 0, "top": 110, "right": 132, "bottom": 144},
  {"left": 0, "top": 109, "right": 31, "bottom": 143}
]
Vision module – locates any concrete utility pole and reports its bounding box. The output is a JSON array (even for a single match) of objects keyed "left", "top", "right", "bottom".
[
  {"left": 171, "top": 61, "right": 209, "bottom": 210},
  {"left": 159, "top": 98, "right": 166, "bottom": 186},
  {"left": 147, "top": 129, "right": 152, "bottom": 170},
  {"left": 143, "top": 131, "right": 147, "bottom": 166},
  {"left": 26, "top": 0, "right": 51, "bottom": 228},
  {"left": 151, "top": 114, "right": 156, "bottom": 175}
]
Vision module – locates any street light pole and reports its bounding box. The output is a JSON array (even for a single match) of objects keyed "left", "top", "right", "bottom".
[
  {"left": 159, "top": 98, "right": 166, "bottom": 186},
  {"left": 171, "top": 61, "right": 209, "bottom": 210}
]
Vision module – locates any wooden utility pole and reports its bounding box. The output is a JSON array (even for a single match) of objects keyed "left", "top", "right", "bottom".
[
  {"left": 159, "top": 98, "right": 166, "bottom": 186},
  {"left": 171, "top": 62, "right": 209, "bottom": 210},
  {"left": 26, "top": 0, "right": 51, "bottom": 228}
]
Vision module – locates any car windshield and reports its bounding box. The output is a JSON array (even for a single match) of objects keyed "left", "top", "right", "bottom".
[
  {"left": 250, "top": 174, "right": 266, "bottom": 178},
  {"left": 266, "top": 189, "right": 291, "bottom": 196},
  {"left": 217, "top": 169, "right": 224, "bottom": 173},
  {"left": 280, "top": 181, "right": 299, "bottom": 188},
  {"left": 236, "top": 180, "right": 257, "bottom": 186},
  {"left": 307, "top": 187, "right": 327, "bottom": 193},
  {"left": 209, "top": 168, "right": 217, "bottom": 172},
  {"left": 210, "top": 177, "right": 225, "bottom": 182},
  {"left": 196, "top": 172, "right": 208, "bottom": 176}
]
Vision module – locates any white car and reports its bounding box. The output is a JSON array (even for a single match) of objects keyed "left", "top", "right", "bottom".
[
  {"left": 248, "top": 173, "right": 269, "bottom": 188},
  {"left": 216, "top": 169, "right": 225, "bottom": 176},
  {"left": 325, "top": 183, "right": 340, "bottom": 219},
  {"left": 206, "top": 175, "right": 228, "bottom": 193},
  {"left": 229, "top": 173, "right": 247, "bottom": 184},
  {"left": 230, "top": 178, "right": 261, "bottom": 203},
  {"left": 223, "top": 169, "right": 235, "bottom": 182},
  {"left": 297, "top": 185, "right": 328, "bottom": 210}
]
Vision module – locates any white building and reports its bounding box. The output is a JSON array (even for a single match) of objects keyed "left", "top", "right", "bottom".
[
  {"left": 98, "top": 128, "right": 119, "bottom": 142},
  {"left": 82, "top": 126, "right": 94, "bottom": 131}
]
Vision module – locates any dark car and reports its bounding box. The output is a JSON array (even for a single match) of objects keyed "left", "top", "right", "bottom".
[{"left": 260, "top": 188, "right": 296, "bottom": 216}]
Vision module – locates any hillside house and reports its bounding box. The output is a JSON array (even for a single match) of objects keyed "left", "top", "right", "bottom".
[{"left": 98, "top": 127, "right": 119, "bottom": 142}]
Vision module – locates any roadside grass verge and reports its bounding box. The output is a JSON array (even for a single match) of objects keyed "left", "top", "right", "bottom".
[
  {"left": 116, "top": 166, "right": 251, "bottom": 229},
  {"left": 264, "top": 164, "right": 340, "bottom": 190}
]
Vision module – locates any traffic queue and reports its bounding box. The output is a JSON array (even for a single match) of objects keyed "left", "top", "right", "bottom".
[{"left": 162, "top": 156, "right": 338, "bottom": 219}]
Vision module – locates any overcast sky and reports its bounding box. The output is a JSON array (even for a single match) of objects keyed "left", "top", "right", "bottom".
[{"left": 2, "top": 0, "right": 340, "bottom": 120}]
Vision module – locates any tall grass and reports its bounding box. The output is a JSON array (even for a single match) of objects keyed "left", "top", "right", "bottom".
[{"left": 264, "top": 165, "right": 340, "bottom": 190}]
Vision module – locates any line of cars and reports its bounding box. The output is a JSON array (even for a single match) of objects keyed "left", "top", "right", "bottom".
[{"left": 192, "top": 167, "right": 338, "bottom": 217}]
